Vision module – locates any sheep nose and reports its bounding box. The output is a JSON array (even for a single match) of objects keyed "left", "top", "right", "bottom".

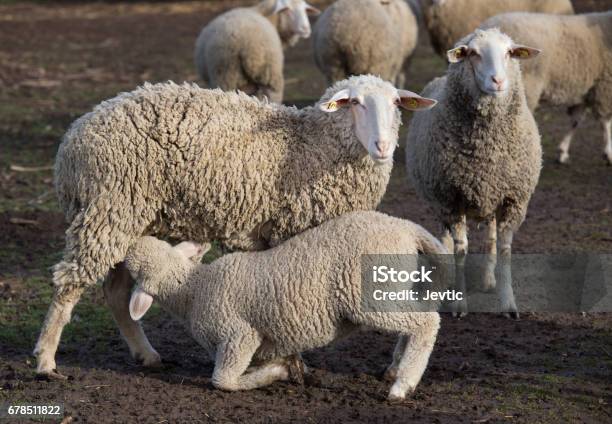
[
  {"left": 375, "top": 140, "right": 390, "bottom": 155},
  {"left": 491, "top": 75, "right": 505, "bottom": 86}
]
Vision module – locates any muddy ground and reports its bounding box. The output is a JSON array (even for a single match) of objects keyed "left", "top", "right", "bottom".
[{"left": 0, "top": 1, "right": 611, "bottom": 423}]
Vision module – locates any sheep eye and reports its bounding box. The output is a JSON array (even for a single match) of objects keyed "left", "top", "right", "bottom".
[{"left": 350, "top": 99, "right": 360, "bottom": 106}]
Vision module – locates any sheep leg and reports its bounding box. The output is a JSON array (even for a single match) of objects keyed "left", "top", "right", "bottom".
[
  {"left": 440, "top": 226, "right": 454, "bottom": 253},
  {"left": 383, "top": 335, "right": 408, "bottom": 382},
  {"left": 449, "top": 216, "right": 468, "bottom": 317},
  {"left": 212, "top": 329, "right": 289, "bottom": 391},
  {"left": 482, "top": 217, "right": 497, "bottom": 292},
  {"left": 557, "top": 104, "right": 586, "bottom": 164},
  {"left": 602, "top": 118, "right": 612, "bottom": 165},
  {"left": 103, "top": 263, "right": 160, "bottom": 367},
  {"left": 496, "top": 226, "right": 519, "bottom": 319}
]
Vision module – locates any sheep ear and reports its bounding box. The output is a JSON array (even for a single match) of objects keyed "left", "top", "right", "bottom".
[
  {"left": 174, "top": 241, "right": 211, "bottom": 263},
  {"left": 129, "top": 288, "right": 153, "bottom": 321},
  {"left": 510, "top": 45, "right": 541, "bottom": 60},
  {"left": 447, "top": 45, "right": 468, "bottom": 63},
  {"left": 273, "top": 0, "right": 290, "bottom": 14},
  {"left": 319, "top": 89, "right": 351, "bottom": 112},
  {"left": 397, "top": 90, "right": 438, "bottom": 111},
  {"left": 305, "top": 3, "right": 321, "bottom": 15}
]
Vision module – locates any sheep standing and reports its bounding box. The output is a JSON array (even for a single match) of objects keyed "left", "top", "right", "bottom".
[
  {"left": 406, "top": 29, "right": 542, "bottom": 317},
  {"left": 34, "top": 75, "right": 437, "bottom": 379},
  {"left": 420, "top": 0, "right": 574, "bottom": 56},
  {"left": 194, "top": 0, "right": 320, "bottom": 103},
  {"left": 125, "top": 211, "right": 446, "bottom": 401},
  {"left": 313, "top": 0, "right": 418, "bottom": 87},
  {"left": 480, "top": 11, "right": 612, "bottom": 165}
]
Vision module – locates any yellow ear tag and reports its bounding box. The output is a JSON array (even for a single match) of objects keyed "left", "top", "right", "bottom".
[
  {"left": 408, "top": 98, "right": 419, "bottom": 109},
  {"left": 520, "top": 49, "right": 529, "bottom": 58},
  {"left": 327, "top": 101, "right": 337, "bottom": 111}
]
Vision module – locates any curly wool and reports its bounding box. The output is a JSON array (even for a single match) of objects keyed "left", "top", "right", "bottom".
[
  {"left": 125, "top": 211, "right": 444, "bottom": 364},
  {"left": 480, "top": 11, "right": 612, "bottom": 118},
  {"left": 194, "top": 1, "right": 285, "bottom": 103},
  {"left": 313, "top": 0, "right": 418, "bottom": 86},
  {"left": 54, "top": 75, "right": 396, "bottom": 293},
  {"left": 421, "top": 0, "right": 574, "bottom": 55},
  {"left": 405, "top": 32, "right": 542, "bottom": 231}
]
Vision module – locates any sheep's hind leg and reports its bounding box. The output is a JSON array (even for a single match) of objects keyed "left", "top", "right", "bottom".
[
  {"left": 558, "top": 104, "right": 586, "bottom": 164},
  {"left": 602, "top": 118, "right": 611, "bottom": 165},
  {"left": 103, "top": 263, "right": 160, "bottom": 366},
  {"left": 212, "top": 328, "right": 289, "bottom": 391},
  {"left": 482, "top": 217, "right": 497, "bottom": 292}
]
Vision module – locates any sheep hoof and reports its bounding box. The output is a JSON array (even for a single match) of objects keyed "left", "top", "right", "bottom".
[
  {"left": 36, "top": 369, "right": 69, "bottom": 381},
  {"left": 503, "top": 311, "right": 520, "bottom": 320},
  {"left": 557, "top": 153, "right": 570, "bottom": 165},
  {"left": 286, "top": 355, "right": 305, "bottom": 385},
  {"left": 136, "top": 350, "right": 162, "bottom": 367},
  {"left": 387, "top": 394, "right": 406, "bottom": 404},
  {"left": 382, "top": 367, "right": 398, "bottom": 383}
]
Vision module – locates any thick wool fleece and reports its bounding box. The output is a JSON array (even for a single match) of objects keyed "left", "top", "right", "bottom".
[
  {"left": 405, "top": 33, "right": 541, "bottom": 231},
  {"left": 194, "top": 2, "right": 285, "bottom": 103},
  {"left": 125, "top": 211, "right": 444, "bottom": 363},
  {"left": 313, "top": 0, "right": 418, "bottom": 86},
  {"left": 481, "top": 11, "right": 612, "bottom": 117},
  {"left": 53, "top": 75, "right": 395, "bottom": 294},
  {"left": 421, "top": 0, "right": 574, "bottom": 55}
]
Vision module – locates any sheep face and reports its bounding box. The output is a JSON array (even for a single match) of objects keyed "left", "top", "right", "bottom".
[
  {"left": 274, "top": 0, "right": 320, "bottom": 40},
  {"left": 320, "top": 77, "right": 437, "bottom": 163},
  {"left": 447, "top": 29, "right": 540, "bottom": 97}
]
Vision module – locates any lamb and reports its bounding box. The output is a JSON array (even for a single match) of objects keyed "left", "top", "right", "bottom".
[
  {"left": 420, "top": 0, "right": 574, "bottom": 56},
  {"left": 34, "top": 75, "right": 437, "bottom": 379},
  {"left": 125, "top": 211, "right": 446, "bottom": 401},
  {"left": 194, "top": 0, "right": 320, "bottom": 103},
  {"left": 313, "top": 0, "right": 418, "bottom": 87},
  {"left": 480, "top": 11, "right": 612, "bottom": 165},
  {"left": 405, "top": 28, "right": 542, "bottom": 317}
]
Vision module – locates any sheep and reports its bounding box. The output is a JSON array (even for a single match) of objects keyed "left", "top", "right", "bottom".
[
  {"left": 125, "top": 211, "right": 446, "bottom": 401},
  {"left": 405, "top": 28, "right": 542, "bottom": 317},
  {"left": 33, "top": 75, "right": 437, "bottom": 379},
  {"left": 313, "top": 0, "right": 418, "bottom": 87},
  {"left": 420, "top": 0, "right": 574, "bottom": 56},
  {"left": 480, "top": 11, "right": 612, "bottom": 165},
  {"left": 194, "top": 0, "right": 320, "bottom": 103}
]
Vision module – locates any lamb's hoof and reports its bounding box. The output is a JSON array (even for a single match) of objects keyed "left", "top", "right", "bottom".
[
  {"left": 387, "top": 394, "right": 406, "bottom": 404},
  {"left": 503, "top": 311, "right": 520, "bottom": 320},
  {"left": 36, "top": 369, "right": 69, "bottom": 381},
  {"left": 134, "top": 350, "right": 162, "bottom": 367},
  {"left": 382, "top": 367, "right": 398, "bottom": 383},
  {"left": 286, "top": 355, "right": 305, "bottom": 385}
]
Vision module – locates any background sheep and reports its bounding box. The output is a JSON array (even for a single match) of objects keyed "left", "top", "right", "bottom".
[
  {"left": 420, "top": 0, "right": 574, "bottom": 55},
  {"left": 313, "top": 0, "right": 418, "bottom": 87},
  {"left": 406, "top": 29, "right": 542, "bottom": 317},
  {"left": 33, "top": 75, "right": 436, "bottom": 379},
  {"left": 480, "top": 11, "right": 612, "bottom": 165},
  {"left": 125, "top": 211, "right": 446, "bottom": 401},
  {"left": 194, "top": 0, "right": 320, "bottom": 103}
]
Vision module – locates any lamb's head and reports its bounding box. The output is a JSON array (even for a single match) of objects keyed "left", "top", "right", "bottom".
[
  {"left": 319, "top": 75, "right": 437, "bottom": 163},
  {"left": 272, "top": 0, "right": 320, "bottom": 43},
  {"left": 447, "top": 28, "right": 540, "bottom": 97},
  {"left": 125, "top": 236, "right": 210, "bottom": 321}
]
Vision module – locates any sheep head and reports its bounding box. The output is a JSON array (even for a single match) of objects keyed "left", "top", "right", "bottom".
[{"left": 273, "top": 0, "right": 320, "bottom": 43}]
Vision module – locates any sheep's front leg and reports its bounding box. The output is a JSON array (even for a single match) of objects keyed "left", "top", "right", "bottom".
[
  {"left": 497, "top": 227, "right": 519, "bottom": 319},
  {"left": 449, "top": 216, "right": 468, "bottom": 317},
  {"left": 383, "top": 335, "right": 408, "bottom": 382},
  {"left": 602, "top": 118, "right": 611, "bottom": 165},
  {"left": 558, "top": 104, "right": 586, "bottom": 164},
  {"left": 482, "top": 217, "right": 497, "bottom": 292},
  {"left": 212, "top": 329, "right": 289, "bottom": 391}
]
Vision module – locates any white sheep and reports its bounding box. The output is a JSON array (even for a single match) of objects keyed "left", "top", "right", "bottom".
[
  {"left": 125, "top": 211, "right": 446, "bottom": 401},
  {"left": 34, "top": 75, "right": 437, "bottom": 379},
  {"left": 419, "top": 0, "right": 574, "bottom": 56},
  {"left": 194, "top": 0, "right": 320, "bottom": 103},
  {"left": 313, "top": 0, "right": 418, "bottom": 87},
  {"left": 480, "top": 11, "right": 612, "bottom": 165},
  {"left": 406, "top": 29, "right": 542, "bottom": 317}
]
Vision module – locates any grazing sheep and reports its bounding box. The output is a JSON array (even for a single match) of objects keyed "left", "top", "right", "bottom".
[
  {"left": 406, "top": 29, "right": 542, "bottom": 317},
  {"left": 480, "top": 11, "right": 612, "bottom": 165},
  {"left": 125, "top": 211, "right": 446, "bottom": 401},
  {"left": 34, "top": 75, "right": 437, "bottom": 378},
  {"left": 313, "top": 0, "right": 418, "bottom": 87},
  {"left": 420, "top": 0, "right": 574, "bottom": 55},
  {"left": 194, "top": 0, "right": 320, "bottom": 103}
]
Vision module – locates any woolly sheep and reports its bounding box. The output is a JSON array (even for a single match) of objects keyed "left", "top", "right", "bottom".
[
  {"left": 313, "top": 0, "right": 418, "bottom": 87},
  {"left": 480, "top": 11, "right": 612, "bottom": 165},
  {"left": 194, "top": 0, "right": 320, "bottom": 103},
  {"left": 125, "top": 211, "right": 446, "bottom": 401},
  {"left": 33, "top": 75, "right": 437, "bottom": 378},
  {"left": 406, "top": 29, "right": 542, "bottom": 317},
  {"left": 420, "top": 0, "right": 574, "bottom": 56}
]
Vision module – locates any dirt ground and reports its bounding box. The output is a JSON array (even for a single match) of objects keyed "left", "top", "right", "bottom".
[{"left": 0, "top": 1, "right": 611, "bottom": 423}]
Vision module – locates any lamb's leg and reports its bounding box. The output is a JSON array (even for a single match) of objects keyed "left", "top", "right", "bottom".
[
  {"left": 602, "top": 118, "right": 612, "bottom": 165},
  {"left": 212, "top": 328, "right": 289, "bottom": 391},
  {"left": 497, "top": 226, "right": 519, "bottom": 319},
  {"left": 103, "top": 263, "right": 160, "bottom": 366},
  {"left": 482, "top": 217, "right": 497, "bottom": 292},
  {"left": 558, "top": 104, "right": 586, "bottom": 164},
  {"left": 383, "top": 335, "right": 408, "bottom": 382},
  {"left": 449, "top": 216, "right": 468, "bottom": 317},
  {"left": 440, "top": 226, "right": 453, "bottom": 253}
]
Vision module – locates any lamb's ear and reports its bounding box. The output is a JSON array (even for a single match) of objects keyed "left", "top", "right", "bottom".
[
  {"left": 447, "top": 45, "right": 469, "bottom": 63},
  {"left": 305, "top": 2, "right": 321, "bottom": 15},
  {"left": 319, "top": 89, "right": 351, "bottom": 112},
  {"left": 129, "top": 287, "right": 153, "bottom": 321},
  {"left": 273, "top": 0, "right": 290, "bottom": 14},
  {"left": 174, "top": 241, "right": 211, "bottom": 263},
  {"left": 510, "top": 45, "right": 541, "bottom": 60},
  {"left": 397, "top": 90, "right": 438, "bottom": 111}
]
